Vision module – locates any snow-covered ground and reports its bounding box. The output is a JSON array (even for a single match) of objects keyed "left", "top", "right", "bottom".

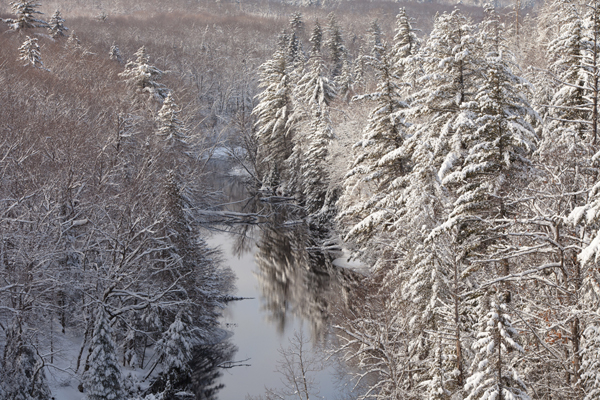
[
  {"left": 332, "top": 248, "right": 368, "bottom": 274},
  {"left": 46, "top": 329, "right": 157, "bottom": 400}
]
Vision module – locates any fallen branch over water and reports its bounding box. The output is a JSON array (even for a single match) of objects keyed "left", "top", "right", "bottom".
[
  {"left": 220, "top": 295, "right": 254, "bottom": 302},
  {"left": 197, "top": 210, "right": 270, "bottom": 224},
  {"left": 259, "top": 195, "right": 296, "bottom": 203}
]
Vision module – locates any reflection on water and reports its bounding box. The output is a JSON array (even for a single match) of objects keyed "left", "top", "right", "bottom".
[
  {"left": 146, "top": 338, "right": 237, "bottom": 400},
  {"left": 191, "top": 340, "right": 237, "bottom": 400},
  {"left": 203, "top": 161, "right": 361, "bottom": 399},
  {"left": 254, "top": 221, "right": 335, "bottom": 338}
]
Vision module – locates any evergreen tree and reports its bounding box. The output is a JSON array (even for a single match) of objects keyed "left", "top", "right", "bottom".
[
  {"left": 423, "top": 334, "right": 452, "bottom": 400},
  {"left": 309, "top": 21, "right": 322, "bottom": 56},
  {"left": 66, "top": 29, "right": 81, "bottom": 49},
  {"left": 118, "top": 46, "right": 168, "bottom": 102},
  {"left": 353, "top": 44, "right": 367, "bottom": 92},
  {"left": 337, "top": 42, "right": 408, "bottom": 261},
  {"left": 289, "top": 12, "right": 304, "bottom": 36},
  {"left": 325, "top": 13, "right": 347, "bottom": 79},
  {"left": 109, "top": 43, "right": 123, "bottom": 63},
  {"left": 368, "top": 19, "right": 383, "bottom": 59},
  {"left": 433, "top": 9, "right": 536, "bottom": 398},
  {"left": 544, "top": 0, "right": 586, "bottom": 141},
  {"left": 464, "top": 299, "right": 529, "bottom": 400},
  {"left": 441, "top": 6, "right": 536, "bottom": 252},
  {"left": 286, "top": 31, "right": 305, "bottom": 76},
  {"left": 582, "top": 0, "right": 600, "bottom": 144},
  {"left": 398, "top": 43, "right": 481, "bottom": 384},
  {"left": 400, "top": 238, "right": 459, "bottom": 397},
  {"left": 402, "top": 7, "right": 482, "bottom": 237},
  {"left": 2, "top": 317, "right": 51, "bottom": 400},
  {"left": 5, "top": 0, "right": 49, "bottom": 31},
  {"left": 293, "top": 54, "right": 336, "bottom": 215},
  {"left": 18, "top": 36, "right": 45, "bottom": 69},
  {"left": 253, "top": 45, "right": 295, "bottom": 189},
  {"left": 84, "top": 306, "right": 123, "bottom": 400},
  {"left": 47, "top": 9, "right": 67, "bottom": 38},
  {"left": 156, "top": 93, "right": 189, "bottom": 148},
  {"left": 391, "top": 7, "right": 420, "bottom": 82},
  {"left": 335, "top": 57, "right": 353, "bottom": 101},
  {"left": 153, "top": 310, "right": 197, "bottom": 393}
]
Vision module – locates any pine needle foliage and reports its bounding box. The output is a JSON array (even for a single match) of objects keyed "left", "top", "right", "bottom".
[
  {"left": 48, "top": 10, "right": 68, "bottom": 38},
  {"left": 18, "top": 36, "right": 45, "bottom": 69},
  {"left": 84, "top": 306, "right": 124, "bottom": 400},
  {"left": 5, "top": 0, "right": 49, "bottom": 30}
]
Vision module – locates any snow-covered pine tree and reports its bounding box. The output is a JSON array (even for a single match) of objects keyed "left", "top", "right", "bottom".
[
  {"left": 5, "top": 0, "right": 49, "bottom": 31},
  {"left": 353, "top": 44, "right": 367, "bottom": 92},
  {"left": 309, "top": 21, "right": 322, "bottom": 56},
  {"left": 286, "top": 31, "right": 305, "bottom": 75},
  {"left": 337, "top": 41, "right": 408, "bottom": 265},
  {"left": 401, "top": 6, "right": 482, "bottom": 237},
  {"left": 336, "top": 57, "right": 353, "bottom": 102},
  {"left": 289, "top": 12, "right": 304, "bottom": 37},
  {"left": 325, "top": 13, "right": 347, "bottom": 79},
  {"left": 66, "top": 29, "right": 81, "bottom": 49},
  {"left": 48, "top": 9, "right": 67, "bottom": 38},
  {"left": 399, "top": 237, "right": 458, "bottom": 398},
  {"left": 109, "top": 43, "right": 123, "bottom": 63},
  {"left": 422, "top": 334, "right": 452, "bottom": 400},
  {"left": 294, "top": 54, "right": 336, "bottom": 216},
  {"left": 397, "top": 58, "right": 479, "bottom": 389},
  {"left": 156, "top": 93, "right": 189, "bottom": 149},
  {"left": 441, "top": 5, "right": 537, "bottom": 255},
  {"left": 368, "top": 19, "right": 383, "bottom": 59},
  {"left": 541, "top": 0, "right": 587, "bottom": 148},
  {"left": 2, "top": 317, "right": 51, "bottom": 400},
  {"left": 439, "top": 8, "right": 536, "bottom": 398},
  {"left": 391, "top": 7, "right": 420, "bottom": 86},
  {"left": 582, "top": 0, "right": 600, "bottom": 144},
  {"left": 301, "top": 110, "right": 335, "bottom": 217},
  {"left": 351, "top": 7, "right": 480, "bottom": 286},
  {"left": 287, "top": 29, "right": 336, "bottom": 209},
  {"left": 18, "top": 36, "right": 45, "bottom": 69},
  {"left": 253, "top": 43, "right": 295, "bottom": 190},
  {"left": 464, "top": 298, "right": 529, "bottom": 400},
  {"left": 118, "top": 46, "right": 168, "bottom": 102},
  {"left": 84, "top": 306, "right": 124, "bottom": 400},
  {"left": 152, "top": 310, "right": 197, "bottom": 393}
]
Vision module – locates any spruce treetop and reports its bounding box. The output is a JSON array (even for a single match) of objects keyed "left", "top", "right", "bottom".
[
  {"left": 156, "top": 93, "right": 189, "bottom": 146},
  {"left": 48, "top": 9, "right": 68, "bottom": 38},
  {"left": 84, "top": 306, "right": 124, "bottom": 400},
  {"left": 6, "top": 0, "right": 49, "bottom": 30},
  {"left": 309, "top": 21, "right": 323, "bottom": 56},
  {"left": 18, "top": 36, "right": 45, "bottom": 69},
  {"left": 119, "top": 46, "right": 168, "bottom": 101}
]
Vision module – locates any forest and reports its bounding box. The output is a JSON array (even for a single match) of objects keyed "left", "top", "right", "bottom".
[{"left": 1, "top": 0, "right": 600, "bottom": 399}]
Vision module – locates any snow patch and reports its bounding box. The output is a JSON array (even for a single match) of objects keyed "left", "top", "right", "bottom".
[{"left": 332, "top": 248, "right": 368, "bottom": 274}]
